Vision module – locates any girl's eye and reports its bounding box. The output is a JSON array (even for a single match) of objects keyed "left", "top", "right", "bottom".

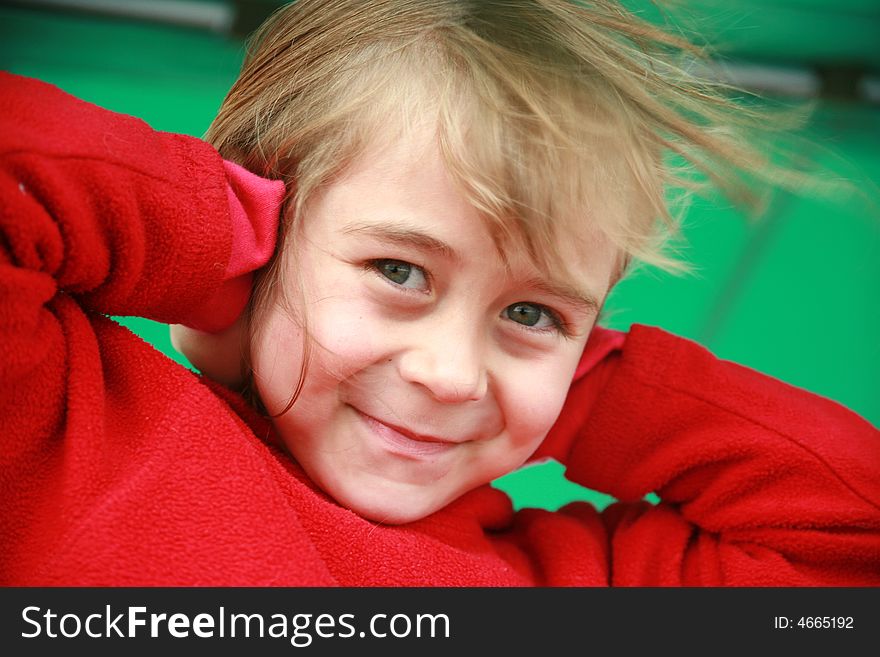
[
  {"left": 371, "top": 259, "right": 429, "bottom": 291},
  {"left": 504, "top": 302, "right": 561, "bottom": 331}
]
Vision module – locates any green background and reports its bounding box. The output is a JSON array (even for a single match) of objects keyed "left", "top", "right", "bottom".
[{"left": 2, "top": 0, "right": 877, "bottom": 512}]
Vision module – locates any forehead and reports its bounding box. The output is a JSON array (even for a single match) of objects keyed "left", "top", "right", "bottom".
[
  {"left": 497, "top": 221, "right": 617, "bottom": 316},
  {"left": 309, "top": 121, "right": 618, "bottom": 307}
]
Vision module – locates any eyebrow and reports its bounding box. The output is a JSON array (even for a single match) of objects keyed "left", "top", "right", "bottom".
[
  {"left": 341, "top": 221, "right": 458, "bottom": 260},
  {"left": 519, "top": 277, "right": 601, "bottom": 316},
  {"left": 341, "top": 220, "right": 600, "bottom": 314}
]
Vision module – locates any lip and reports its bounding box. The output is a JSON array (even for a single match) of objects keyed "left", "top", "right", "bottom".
[{"left": 353, "top": 408, "right": 461, "bottom": 458}]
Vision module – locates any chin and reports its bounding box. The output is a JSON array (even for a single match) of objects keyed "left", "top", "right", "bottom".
[{"left": 329, "top": 479, "right": 450, "bottom": 525}]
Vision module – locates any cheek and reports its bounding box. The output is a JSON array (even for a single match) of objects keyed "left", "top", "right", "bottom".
[
  {"left": 500, "top": 358, "right": 578, "bottom": 448},
  {"left": 252, "top": 294, "right": 391, "bottom": 404},
  {"left": 250, "top": 308, "right": 307, "bottom": 411},
  {"left": 306, "top": 296, "right": 390, "bottom": 380}
]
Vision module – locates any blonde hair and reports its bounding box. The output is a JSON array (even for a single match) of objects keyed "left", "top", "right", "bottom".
[{"left": 205, "top": 0, "right": 795, "bottom": 405}]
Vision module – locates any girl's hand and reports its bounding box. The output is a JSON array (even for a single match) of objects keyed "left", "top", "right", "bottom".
[{"left": 170, "top": 315, "right": 248, "bottom": 388}]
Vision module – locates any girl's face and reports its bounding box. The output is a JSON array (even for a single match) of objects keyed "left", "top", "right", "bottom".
[{"left": 251, "top": 125, "right": 617, "bottom": 524}]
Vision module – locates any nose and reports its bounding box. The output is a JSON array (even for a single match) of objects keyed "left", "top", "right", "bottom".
[{"left": 397, "top": 328, "right": 488, "bottom": 404}]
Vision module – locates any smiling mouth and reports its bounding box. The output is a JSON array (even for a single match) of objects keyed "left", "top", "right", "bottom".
[{"left": 353, "top": 408, "right": 461, "bottom": 458}]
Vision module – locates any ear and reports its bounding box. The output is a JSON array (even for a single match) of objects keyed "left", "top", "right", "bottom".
[{"left": 169, "top": 314, "right": 247, "bottom": 388}]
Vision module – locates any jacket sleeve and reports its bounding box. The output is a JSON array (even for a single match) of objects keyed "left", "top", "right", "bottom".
[
  {"left": 0, "top": 72, "right": 235, "bottom": 336},
  {"left": 559, "top": 323, "right": 880, "bottom": 585}
]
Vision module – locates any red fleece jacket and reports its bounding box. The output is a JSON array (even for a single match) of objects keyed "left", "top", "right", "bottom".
[{"left": 1, "top": 72, "right": 878, "bottom": 586}]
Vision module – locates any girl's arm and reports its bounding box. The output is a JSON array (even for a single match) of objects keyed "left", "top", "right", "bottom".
[
  {"left": 548, "top": 324, "right": 880, "bottom": 585},
  {"left": 0, "top": 72, "right": 280, "bottom": 374},
  {"left": 0, "top": 72, "right": 279, "bottom": 327},
  {"left": 0, "top": 72, "right": 281, "bottom": 462},
  {"left": 0, "top": 71, "right": 228, "bottom": 325}
]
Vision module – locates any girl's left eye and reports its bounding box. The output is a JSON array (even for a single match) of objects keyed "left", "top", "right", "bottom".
[
  {"left": 504, "top": 302, "right": 562, "bottom": 332},
  {"left": 370, "top": 259, "right": 429, "bottom": 291}
]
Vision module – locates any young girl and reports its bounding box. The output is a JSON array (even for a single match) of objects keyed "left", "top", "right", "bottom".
[{"left": 1, "top": 0, "right": 878, "bottom": 586}]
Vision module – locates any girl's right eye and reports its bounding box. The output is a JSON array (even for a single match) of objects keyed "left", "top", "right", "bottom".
[{"left": 369, "top": 259, "right": 430, "bottom": 292}]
